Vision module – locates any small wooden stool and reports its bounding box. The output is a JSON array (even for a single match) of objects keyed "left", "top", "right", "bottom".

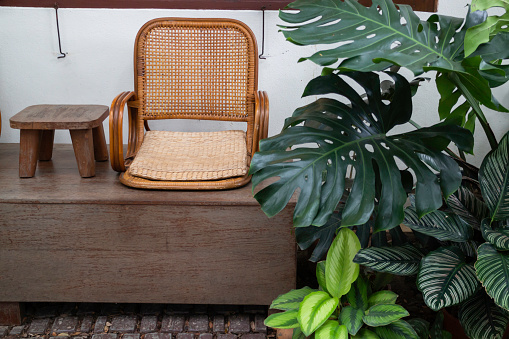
[{"left": 10, "top": 105, "right": 109, "bottom": 178}]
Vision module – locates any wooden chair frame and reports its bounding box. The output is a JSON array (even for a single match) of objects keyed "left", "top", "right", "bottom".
[{"left": 109, "top": 18, "right": 269, "bottom": 189}]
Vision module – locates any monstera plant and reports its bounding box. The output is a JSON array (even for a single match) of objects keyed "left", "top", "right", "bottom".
[{"left": 354, "top": 131, "right": 509, "bottom": 338}]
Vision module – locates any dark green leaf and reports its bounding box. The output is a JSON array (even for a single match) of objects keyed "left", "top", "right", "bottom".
[
  {"left": 347, "top": 275, "right": 369, "bottom": 311},
  {"left": 459, "top": 289, "right": 509, "bottom": 339},
  {"left": 479, "top": 131, "right": 509, "bottom": 222},
  {"left": 340, "top": 306, "right": 364, "bottom": 335},
  {"left": 316, "top": 261, "right": 328, "bottom": 294},
  {"left": 417, "top": 247, "right": 478, "bottom": 311},
  {"left": 446, "top": 185, "right": 490, "bottom": 231},
  {"left": 429, "top": 312, "right": 445, "bottom": 339},
  {"left": 482, "top": 218, "right": 509, "bottom": 250},
  {"left": 368, "top": 291, "right": 398, "bottom": 307},
  {"left": 373, "top": 320, "right": 419, "bottom": 339},
  {"left": 295, "top": 212, "right": 342, "bottom": 262},
  {"left": 407, "top": 318, "right": 430, "bottom": 339},
  {"left": 475, "top": 243, "right": 509, "bottom": 310},
  {"left": 352, "top": 328, "right": 380, "bottom": 338},
  {"left": 354, "top": 244, "right": 423, "bottom": 276},
  {"left": 363, "top": 304, "right": 409, "bottom": 327}
]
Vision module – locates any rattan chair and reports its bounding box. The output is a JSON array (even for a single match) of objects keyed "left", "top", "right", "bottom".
[{"left": 109, "top": 18, "right": 269, "bottom": 189}]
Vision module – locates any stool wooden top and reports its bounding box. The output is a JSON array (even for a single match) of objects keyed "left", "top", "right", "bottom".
[{"left": 10, "top": 105, "right": 109, "bottom": 130}]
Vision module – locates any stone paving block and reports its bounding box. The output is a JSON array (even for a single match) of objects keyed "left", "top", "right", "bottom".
[
  {"left": 28, "top": 318, "right": 51, "bottom": 335},
  {"left": 80, "top": 316, "right": 94, "bottom": 333},
  {"left": 92, "top": 334, "right": 118, "bottom": 339},
  {"left": 0, "top": 326, "right": 8, "bottom": 337},
  {"left": 71, "top": 336, "right": 87, "bottom": 339},
  {"left": 110, "top": 315, "right": 137, "bottom": 333},
  {"left": 140, "top": 304, "right": 164, "bottom": 315},
  {"left": 241, "top": 334, "right": 266, "bottom": 339},
  {"left": 140, "top": 315, "right": 158, "bottom": 333},
  {"left": 122, "top": 334, "right": 140, "bottom": 339},
  {"left": 94, "top": 316, "right": 108, "bottom": 333},
  {"left": 8, "top": 325, "right": 24, "bottom": 336},
  {"left": 176, "top": 334, "right": 194, "bottom": 339},
  {"left": 228, "top": 314, "right": 250, "bottom": 334},
  {"left": 52, "top": 316, "right": 79, "bottom": 334},
  {"left": 161, "top": 315, "right": 185, "bottom": 333},
  {"left": 144, "top": 334, "right": 172, "bottom": 339},
  {"left": 216, "top": 334, "right": 237, "bottom": 339},
  {"left": 253, "top": 315, "right": 266, "bottom": 333},
  {"left": 188, "top": 315, "right": 209, "bottom": 333},
  {"left": 213, "top": 315, "right": 225, "bottom": 333},
  {"left": 198, "top": 334, "right": 213, "bottom": 339}
]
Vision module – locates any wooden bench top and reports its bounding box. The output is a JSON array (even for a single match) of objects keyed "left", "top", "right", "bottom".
[{"left": 10, "top": 105, "right": 109, "bottom": 130}]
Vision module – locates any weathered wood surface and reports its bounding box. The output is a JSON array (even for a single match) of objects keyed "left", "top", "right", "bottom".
[
  {"left": 0, "top": 303, "right": 22, "bottom": 326},
  {"left": 9, "top": 105, "right": 109, "bottom": 130},
  {"left": 0, "top": 143, "right": 296, "bottom": 305}
]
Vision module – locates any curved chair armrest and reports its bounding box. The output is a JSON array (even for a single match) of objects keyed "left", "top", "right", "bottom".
[
  {"left": 252, "top": 91, "right": 269, "bottom": 153},
  {"left": 109, "top": 91, "right": 137, "bottom": 172}
]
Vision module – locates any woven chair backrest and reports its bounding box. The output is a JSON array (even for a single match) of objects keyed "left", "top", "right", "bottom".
[{"left": 134, "top": 18, "right": 258, "bottom": 123}]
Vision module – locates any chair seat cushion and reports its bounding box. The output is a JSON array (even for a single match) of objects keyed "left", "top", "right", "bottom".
[{"left": 127, "top": 130, "right": 249, "bottom": 181}]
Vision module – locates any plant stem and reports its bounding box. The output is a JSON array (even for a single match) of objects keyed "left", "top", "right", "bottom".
[{"left": 449, "top": 73, "right": 498, "bottom": 150}]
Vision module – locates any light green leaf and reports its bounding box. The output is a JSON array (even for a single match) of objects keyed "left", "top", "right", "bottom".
[
  {"left": 368, "top": 291, "right": 398, "bottom": 307},
  {"left": 407, "top": 318, "right": 430, "bottom": 339},
  {"left": 475, "top": 243, "right": 509, "bottom": 309},
  {"left": 270, "top": 286, "right": 317, "bottom": 311},
  {"left": 315, "top": 320, "right": 348, "bottom": 339},
  {"left": 417, "top": 247, "right": 478, "bottom": 311},
  {"left": 316, "top": 261, "right": 328, "bottom": 294},
  {"left": 352, "top": 328, "right": 380, "bottom": 338},
  {"left": 326, "top": 228, "right": 361, "bottom": 299},
  {"left": 373, "top": 320, "right": 419, "bottom": 339},
  {"left": 339, "top": 306, "right": 364, "bottom": 335},
  {"left": 347, "top": 275, "right": 369, "bottom": 311},
  {"left": 298, "top": 291, "right": 339, "bottom": 336},
  {"left": 481, "top": 218, "right": 509, "bottom": 250},
  {"left": 353, "top": 244, "right": 423, "bottom": 276},
  {"left": 459, "top": 289, "right": 509, "bottom": 339},
  {"left": 479, "top": 131, "right": 509, "bottom": 222},
  {"left": 363, "top": 304, "right": 409, "bottom": 327},
  {"left": 403, "top": 206, "right": 473, "bottom": 242},
  {"left": 264, "top": 310, "right": 300, "bottom": 329}
]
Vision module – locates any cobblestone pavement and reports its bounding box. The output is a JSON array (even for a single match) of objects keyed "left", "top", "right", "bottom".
[{"left": 0, "top": 303, "right": 273, "bottom": 339}]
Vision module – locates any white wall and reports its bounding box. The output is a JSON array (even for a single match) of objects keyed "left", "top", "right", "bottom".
[{"left": 0, "top": 1, "right": 508, "bottom": 165}]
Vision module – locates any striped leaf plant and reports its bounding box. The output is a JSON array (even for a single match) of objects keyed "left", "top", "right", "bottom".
[{"left": 265, "top": 228, "right": 419, "bottom": 338}]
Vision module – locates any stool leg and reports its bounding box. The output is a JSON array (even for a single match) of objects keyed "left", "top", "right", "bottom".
[
  {"left": 92, "top": 123, "right": 108, "bottom": 161},
  {"left": 39, "top": 130, "right": 55, "bottom": 161},
  {"left": 19, "top": 129, "right": 41, "bottom": 178},
  {"left": 0, "top": 302, "right": 23, "bottom": 326},
  {"left": 70, "top": 129, "right": 95, "bottom": 177}
]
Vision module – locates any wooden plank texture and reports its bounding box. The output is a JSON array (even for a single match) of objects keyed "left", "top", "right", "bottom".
[
  {"left": 0, "top": 303, "right": 22, "bottom": 326},
  {"left": 1, "top": 0, "right": 438, "bottom": 12},
  {"left": 0, "top": 143, "right": 296, "bottom": 305}
]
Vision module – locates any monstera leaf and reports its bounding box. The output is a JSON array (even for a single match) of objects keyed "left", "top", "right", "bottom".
[
  {"left": 479, "top": 131, "right": 509, "bottom": 222},
  {"left": 250, "top": 72, "right": 473, "bottom": 230}
]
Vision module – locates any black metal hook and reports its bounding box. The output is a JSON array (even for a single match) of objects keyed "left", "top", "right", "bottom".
[
  {"left": 54, "top": 3, "right": 67, "bottom": 59},
  {"left": 259, "top": 6, "right": 267, "bottom": 59}
]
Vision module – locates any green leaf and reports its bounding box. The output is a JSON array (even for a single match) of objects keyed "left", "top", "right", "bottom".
[
  {"left": 292, "top": 327, "right": 306, "bottom": 339},
  {"left": 479, "top": 131, "right": 509, "bottom": 222},
  {"left": 315, "top": 320, "right": 348, "bottom": 339},
  {"left": 403, "top": 205, "right": 473, "bottom": 242},
  {"left": 326, "top": 228, "right": 361, "bottom": 298},
  {"left": 482, "top": 218, "right": 509, "bottom": 250},
  {"left": 316, "top": 261, "right": 328, "bottom": 294},
  {"left": 429, "top": 312, "right": 445, "bottom": 339},
  {"left": 407, "top": 318, "right": 430, "bottom": 339},
  {"left": 446, "top": 185, "right": 490, "bottom": 231},
  {"left": 353, "top": 244, "right": 423, "bottom": 276},
  {"left": 368, "top": 291, "right": 398, "bottom": 307},
  {"left": 352, "top": 328, "right": 380, "bottom": 339},
  {"left": 475, "top": 243, "right": 509, "bottom": 310},
  {"left": 459, "top": 289, "right": 509, "bottom": 339},
  {"left": 264, "top": 310, "right": 300, "bottom": 329},
  {"left": 373, "top": 320, "right": 419, "bottom": 339},
  {"left": 347, "top": 275, "right": 369, "bottom": 311},
  {"left": 296, "top": 212, "right": 342, "bottom": 262},
  {"left": 250, "top": 72, "right": 471, "bottom": 230},
  {"left": 340, "top": 306, "right": 364, "bottom": 335},
  {"left": 417, "top": 247, "right": 478, "bottom": 311},
  {"left": 270, "top": 287, "right": 317, "bottom": 311},
  {"left": 363, "top": 304, "right": 409, "bottom": 327},
  {"left": 298, "top": 291, "right": 339, "bottom": 336}
]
